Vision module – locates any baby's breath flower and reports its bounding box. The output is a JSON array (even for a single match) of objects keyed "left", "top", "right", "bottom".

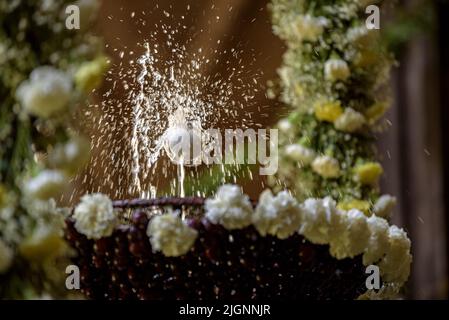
[{"left": 291, "top": 15, "right": 328, "bottom": 42}]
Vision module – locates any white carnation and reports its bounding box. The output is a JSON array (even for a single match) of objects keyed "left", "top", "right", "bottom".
[
  {"left": 16, "top": 66, "right": 72, "bottom": 118},
  {"left": 291, "top": 15, "right": 328, "bottom": 42},
  {"left": 334, "top": 108, "right": 366, "bottom": 132},
  {"left": 378, "top": 226, "right": 412, "bottom": 284},
  {"left": 324, "top": 59, "right": 351, "bottom": 82},
  {"left": 147, "top": 212, "right": 198, "bottom": 257},
  {"left": 278, "top": 119, "right": 293, "bottom": 134},
  {"left": 312, "top": 155, "right": 340, "bottom": 178},
  {"left": 73, "top": 193, "right": 117, "bottom": 239},
  {"left": 284, "top": 144, "right": 316, "bottom": 165},
  {"left": 205, "top": 184, "right": 253, "bottom": 230},
  {"left": 363, "top": 215, "right": 390, "bottom": 265},
  {"left": 329, "top": 209, "right": 370, "bottom": 259},
  {"left": 253, "top": 190, "right": 302, "bottom": 239},
  {"left": 299, "top": 197, "right": 344, "bottom": 244},
  {"left": 0, "top": 239, "right": 13, "bottom": 274},
  {"left": 373, "top": 195, "right": 397, "bottom": 219},
  {"left": 24, "top": 170, "right": 68, "bottom": 200}
]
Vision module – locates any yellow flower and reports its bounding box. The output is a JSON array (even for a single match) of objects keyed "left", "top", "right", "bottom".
[
  {"left": 75, "top": 56, "right": 109, "bottom": 93},
  {"left": 365, "top": 102, "right": 388, "bottom": 124},
  {"left": 19, "top": 225, "right": 66, "bottom": 262},
  {"left": 314, "top": 101, "right": 343, "bottom": 122},
  {"left": 354, "top": 162, "right": 383, "bottom": 185},
  {"left": 338, "top": 199, "right": 371, "bottom": 215}
]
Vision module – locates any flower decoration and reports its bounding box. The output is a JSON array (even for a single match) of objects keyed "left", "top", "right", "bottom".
[
  {"left": 73, "top": 194, "right": 117, "bottom": 240},
  {"left": 147, "top": 212, "right": 198, "bottom": 257},
  {"left": 205, "top": 184, "right": 254, "bottom": 230}
]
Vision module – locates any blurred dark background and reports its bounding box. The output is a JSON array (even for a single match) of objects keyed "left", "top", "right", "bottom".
[{"left": 73, "top": 0, "right": 448, "bottom": 299}]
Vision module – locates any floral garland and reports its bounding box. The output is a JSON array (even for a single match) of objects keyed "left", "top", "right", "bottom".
[
  {"left": 71, "top": 185, "right": 412, "bottom": 299},
  {"left": 268, "top": 0, "right": 397, "bottom": 217},
  {"left": 0, "top": 0, "right": 107, "bottom": 298}
]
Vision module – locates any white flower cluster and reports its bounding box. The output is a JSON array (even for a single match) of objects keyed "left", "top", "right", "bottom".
[
  {"left": 205, "top": 184, "right": 254, "bottom": 230},
  {"left": 334, "top": 108, "right": 366, "bottom": 133},
  {"left": 299, "top": 197, "right": 411, "bottom": 286},
  {"left": 16, "top": 66, "right": 73, "bottom": 119},
  {"left": 253, "top": 190, "right": 302, "bottom": 239},
  {"left": 146, "top": 211, "right": 198, "bottom": 257},
  {"left": 290, "top": 15, "right": 328, "bottom": 42},
  {"left": 73, "top": 194, "right": 117, "bottom": 240},
  {"left": 204, "top": 185, "right": 411, "bottom": 289},
  {"left": 24, "top": 170, "right": 68, "bottom": 201}
]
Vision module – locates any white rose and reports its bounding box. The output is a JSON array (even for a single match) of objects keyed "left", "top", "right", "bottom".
[
  {"left": 147, "top": 212, "right": 198, "bottom": 257},
  {"left": 324, "top": 59, "right": 351, "bottom": 82},
  {"left": 24, "top": 170, "right": 68, "bottom": 200},
  {"left": 284, "top": 144, "right": 316, "bottom": 165},
  {"left": 16, "top": 66, "right": 72, "bottom": 118},
  {"left": 334, "top": 108, "right": 366, "bottom": 132},
  {"left": 73, "top": 193, "right": 117, "bottom": 239},
  {"left": 312, "top": 155, "right": 340, "bottom": 178},
  {"left": 205, "top": 184, "right": 253, "bottom": 230},
  {"left": 253, "top": 190, "right": 302, "bottom": 239}
]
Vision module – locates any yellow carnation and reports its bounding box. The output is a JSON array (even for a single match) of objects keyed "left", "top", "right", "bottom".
[
  {"left": 354, "top": 162, "right": 383, "bottom": 185},
  {"left": 314, "top": 101, "right": 343, "bottom": 122},
  {"left": 19, "top": 225, "right": 66, "bottom": 262},
  {"left": 75, "top": 56, "right": 109, "bottom": 93},
  {"left": 338, "top": 199, "right": 371, "bottom": 215}
]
